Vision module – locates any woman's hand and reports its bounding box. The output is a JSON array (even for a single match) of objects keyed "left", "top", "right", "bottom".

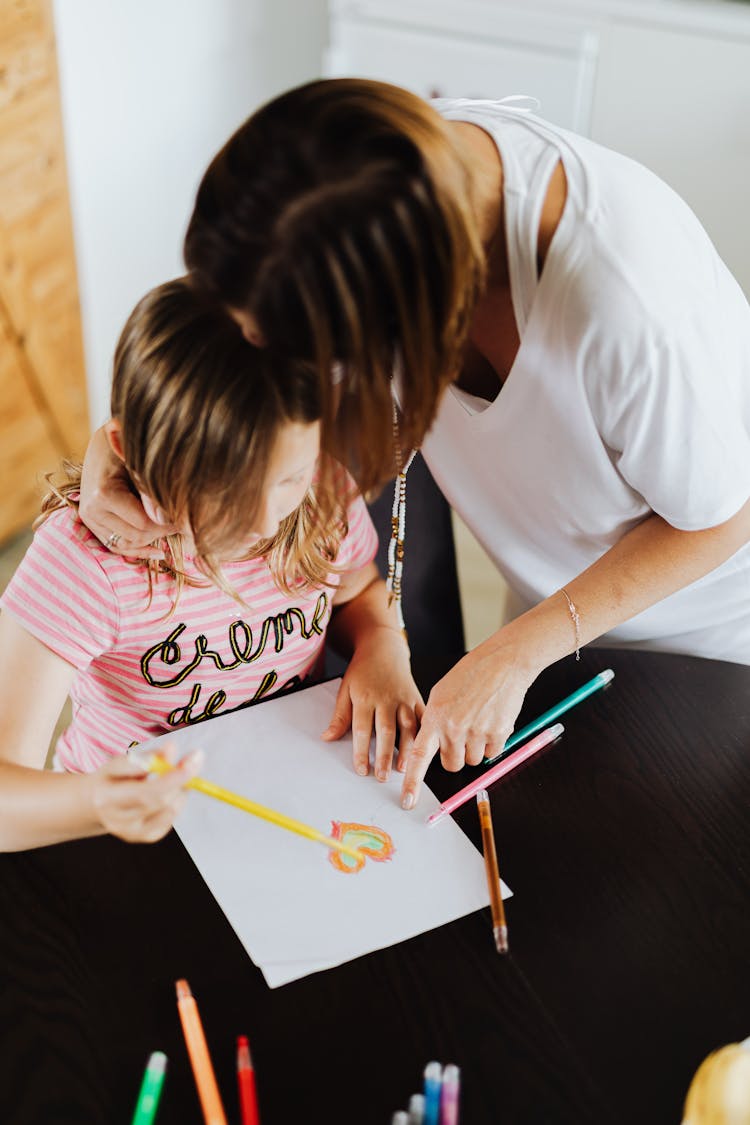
[
  {"left": 398, "top": 499, "right": 750, "bottom": 809},
  {"left": 79, "top": 425, "right": 173, "bottom": 558},
  {"left": 399, "top": 632, "right": 536, "bottom": 809},
  {"left": 322, "top": 626, "right": 424, "bottom": 783},
  {"left": 90, "top": 744, "right": 203, "bottom": 844}
]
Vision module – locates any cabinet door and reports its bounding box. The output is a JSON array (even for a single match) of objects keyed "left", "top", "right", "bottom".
[
  {"left": 0, "top": 0, "right": 89, "bottom": 542},
  {"left": 327, "top": 9, "right": 598, "bottom": 133}
]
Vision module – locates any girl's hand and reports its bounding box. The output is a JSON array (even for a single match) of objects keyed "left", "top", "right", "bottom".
[
  {"left": 79, "top": 425, "right": 173, "bottom": 558},
  {"left": 90, "top": 744, "right": 204, "bottom": 843},
  {"left": 400, "top": 634, "right": 536, "bottom": 809},
  {"left": 322, "top": 627, "right": 424, "bottom": 783}
]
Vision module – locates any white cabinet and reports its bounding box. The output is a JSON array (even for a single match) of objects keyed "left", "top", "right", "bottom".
[
  {"left": 326, "top": 1, "right": 599, "bottom": 133},
  {"left": 327, "top": 0, "right": 750, "bottom": 297}
]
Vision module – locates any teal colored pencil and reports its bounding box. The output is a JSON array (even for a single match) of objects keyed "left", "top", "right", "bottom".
[
  {"left": 484, "top": 669, "right": 615, "bottom": 765},
  {"left": 131, "top": 1051, "right": 167, "bottom": 1125}
]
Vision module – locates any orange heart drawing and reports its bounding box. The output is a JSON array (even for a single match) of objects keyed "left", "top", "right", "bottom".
[{"left": 328, "top": 821, "right": 395, "bottom": 874}]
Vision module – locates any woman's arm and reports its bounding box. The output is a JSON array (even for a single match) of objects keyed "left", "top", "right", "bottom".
[
  {"left": 400, "top": 498, "right": 750, "bottom": 807},
  {"left": 78, "top": 424, "right": 173, "bottom": 558},
  {"left": 0, "top": 613, "right": 200, "bottom": 851},
  {"left": 323, "top": 561, "right": 424, "bottom": 782}
]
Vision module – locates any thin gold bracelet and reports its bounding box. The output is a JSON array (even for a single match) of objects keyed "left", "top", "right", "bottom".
[{"left": 560, "top": 587, "right": 581, "bottom": 661}]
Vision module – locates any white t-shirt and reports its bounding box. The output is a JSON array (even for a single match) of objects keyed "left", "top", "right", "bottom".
[{"left": 422, "top": 99, "right": 750, "bottom": 664}]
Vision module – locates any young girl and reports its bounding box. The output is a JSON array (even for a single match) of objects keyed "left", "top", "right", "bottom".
[{"left": 0, "top": 278, "right": 422, "bottom": 851}]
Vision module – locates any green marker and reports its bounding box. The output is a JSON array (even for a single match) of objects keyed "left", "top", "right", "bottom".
[
  {"left": 131, "top": 1051, "right": 167, "bottom": 1125},
  {"left": 484, "top": 668, "right": 615, "bottom": 764}
]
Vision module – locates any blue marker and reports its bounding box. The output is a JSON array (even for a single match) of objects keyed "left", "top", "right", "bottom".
[
  {"left": 423, "top": 1061, "right": 443, "bottom": 1125},
  {"left": 484, "top": 669, "right": 615, "bottom": 764}
]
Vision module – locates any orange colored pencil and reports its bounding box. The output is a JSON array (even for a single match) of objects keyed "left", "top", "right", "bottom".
[{"left": 175, "top": 979, "right": 228, "bottom": 1125}]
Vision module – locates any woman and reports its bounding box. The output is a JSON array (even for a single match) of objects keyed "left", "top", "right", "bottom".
[{"left": 78, "top": 79, "right": 750, "bottom": 809}]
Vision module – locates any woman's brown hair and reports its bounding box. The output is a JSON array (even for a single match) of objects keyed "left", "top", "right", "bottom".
[
  {"left": 184, "top": 78, "right": 485, "bottom": 493},
  {"left": 41, "top": 279, "right": 346, "bottom": 604}
]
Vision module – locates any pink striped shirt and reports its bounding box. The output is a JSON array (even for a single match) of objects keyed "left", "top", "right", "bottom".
[{"left": 0, "top": 490, "right": 377, "bottom": 772}]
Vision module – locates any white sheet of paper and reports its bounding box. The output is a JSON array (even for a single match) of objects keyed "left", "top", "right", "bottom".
[{"left": 138, "top": 679, "right": 510, "bottom": 988}]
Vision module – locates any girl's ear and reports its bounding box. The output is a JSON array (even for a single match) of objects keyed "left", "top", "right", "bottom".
[{"left": 104, "top": 418, "right": 126, "bottom": 463}]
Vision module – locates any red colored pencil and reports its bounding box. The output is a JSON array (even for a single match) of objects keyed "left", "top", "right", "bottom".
[{"left": 237, "top": 1035, "right": 260, "bottom": 1125}]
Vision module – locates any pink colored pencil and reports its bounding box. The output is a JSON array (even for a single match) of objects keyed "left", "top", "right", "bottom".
[{"left": 427, "top": 722, "right": 564, "bottom": 825}]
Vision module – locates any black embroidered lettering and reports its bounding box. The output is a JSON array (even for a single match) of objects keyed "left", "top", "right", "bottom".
[
  {"left": 202, "top": 689, "right": 227, "bottom": 719},
  {"left": 141, "top": 624, "right": 203, "bottom": 688},
  {"left": 139, "top": 594, "right": 330, "bottom": 695},
  {"left": 229, "top": 620, "right": 252, "bottom": 662},
  {"left": 244, "top": 617, "right": 274, "bottom": 663},
  {"left": 168, "top": 682, "right": 202, "bottom": 725},
  {"left": 309, "top": 593, "right": 328, "bottom": 636},
  {"left": 194, "top": 633, "right": 242, "bottom": 672},
  {"left": 251, "top": 670, "right": 278, "bottom": 700},
  {"left": 273, "top": 609, "right": 295, "bottom": 652}
]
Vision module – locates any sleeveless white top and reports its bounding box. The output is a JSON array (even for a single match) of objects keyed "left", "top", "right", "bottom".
[{"left": 420, "top": 99, "right": 750, "bottom": 664}]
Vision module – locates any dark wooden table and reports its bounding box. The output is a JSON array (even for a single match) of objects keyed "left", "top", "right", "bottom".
[{"left": 1, "top": 649, "right": 749, "bottom": 1125}]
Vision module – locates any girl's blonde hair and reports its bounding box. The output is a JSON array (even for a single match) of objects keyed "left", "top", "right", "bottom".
[
  {"left": 184, "top": 78, "right": 486, "bottom": 493},
  {"left": 41, "top": 278, "right": 347, "bottom": 603}
]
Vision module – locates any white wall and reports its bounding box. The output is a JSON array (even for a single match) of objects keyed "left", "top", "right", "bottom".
[
  {"left": 53, "top": 0, "right": 328, "bottom": 425},
  {"left": 589, "top": 17, "right": 750, "bottom": 300}
]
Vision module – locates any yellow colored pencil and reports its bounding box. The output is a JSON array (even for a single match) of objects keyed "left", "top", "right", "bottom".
[{"left": 149, "top": 754, "right": 364, "bottom": 862}]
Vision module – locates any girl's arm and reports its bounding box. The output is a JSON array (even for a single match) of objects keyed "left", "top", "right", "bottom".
[
  {"left": 400, "top": 498, "right": 750, "bottom": 808},
  {"left": 322, "top": 561, "right": 424, "bottom": 782},
  {"left": 77, "top": 424, "right": 172, "bottom": 558},
  {"left": 0, "top": 613, "right": 200, "bottom": 851}
]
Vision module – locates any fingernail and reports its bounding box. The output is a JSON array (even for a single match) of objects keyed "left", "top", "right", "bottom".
[
  {"left": 376, "top": 769, "right": 388, "bottom": 782},
  {"left": 402, "top": 791, "right": 415, "bottom": 810},
  {"left": 356, "top": 764, "right": 368, "bottom": 777}
]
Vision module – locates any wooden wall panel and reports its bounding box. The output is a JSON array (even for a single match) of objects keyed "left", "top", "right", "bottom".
[
  {"left": 0, "top": 311, "right": 59, "bottom": 535},
  {"left": 0, "top": 0, "right": 89, "bottom": 542}
]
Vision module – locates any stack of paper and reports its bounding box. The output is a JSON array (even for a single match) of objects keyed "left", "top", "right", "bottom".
[{"left": 140, "top": 679, "right": 508, "bottom": 988}]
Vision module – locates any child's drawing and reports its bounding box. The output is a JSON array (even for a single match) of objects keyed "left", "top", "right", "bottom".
[{"left": 328, "top": 821, "right": 395, "bottom": 874}]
